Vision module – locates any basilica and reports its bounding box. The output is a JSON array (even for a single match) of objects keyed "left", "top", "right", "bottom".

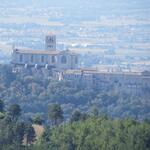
[
  {"left": 11, "top": 35, "right": 150, "bottom": 95},
  {"left": 11, "top": 34, "right": 78, "bottom": 70}
]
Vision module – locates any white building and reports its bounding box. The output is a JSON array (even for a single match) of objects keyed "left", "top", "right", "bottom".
[
  {"left": 11, "top": 34, "right": 78, "bottom": 70},
  {"left": 57, "top": 69, "right": 150, "bottom": 95}
]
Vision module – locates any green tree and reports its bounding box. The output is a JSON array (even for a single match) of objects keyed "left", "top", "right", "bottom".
[
  {"left": 91, "top": 106, "right": 99, "bottom": 117},
  {"left": 8, "top": 104, "right": 21, "bottom": 120},
  {"left": 70, "top": 110, "right": 88, "bottom": 123},
  {"left": 40, "top": 117, "right": 150, "bottom": 150},
  {"left": 0, "top": 65, "right": 16, "bottom": 86},
  {"left": 13, "top": 122, "right": 25, "bottom": 147},
  {"left": 0, "top": 100, "right": 4, "bottom": 112},
  {"left": 25, "top": 124, "right": 36, "bottom": 146},
  {"left": 32, "top": 115, "right": 43, "bottom": 125},
  {"left": 48, "top": 103, "right": 63, "bottom": 126}
]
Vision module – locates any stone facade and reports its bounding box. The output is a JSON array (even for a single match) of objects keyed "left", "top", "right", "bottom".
[
  {"left": 11, "top": 35, "right": 78, "bottom": 70},
  {"left": 57, "top": 69, "right": 150, "bottom": 95}
]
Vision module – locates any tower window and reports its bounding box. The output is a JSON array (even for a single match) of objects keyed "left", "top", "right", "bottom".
[
  {"left": 50, "top": 38, "right": 54, "bottom": 42},
  {"left": 48, "top": 37, "right": 54, "bottom": 42},
  {"left": 61, "top": 56, "right": 67, "bottom": 64}
]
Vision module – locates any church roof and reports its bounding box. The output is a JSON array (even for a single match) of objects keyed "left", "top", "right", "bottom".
[
  {"left": 13, "top": 48, "right": 78, "bottom": 56},
  {"left": 13, "top": 48, "right": 59, "bottom": 55},
  {"left": 59, "top": 50, "right": 78, "bottom": 56}
]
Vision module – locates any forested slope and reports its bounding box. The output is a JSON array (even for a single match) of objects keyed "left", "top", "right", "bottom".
[{"left": 0, "top": 65, "right": 150, "bottom": 120}]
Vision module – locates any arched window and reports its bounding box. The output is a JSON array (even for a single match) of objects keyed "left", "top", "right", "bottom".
[
  {"left": 61, "top": 56, "right": 67, "bottom": 64},
  {"left": 19, "top": 54, "right": 23, "bottom": 62},
  {"left": 52, "top": 56, "right": 55, "bottom": 63},
  {"left": 41, "top": 55, "right": 44, "bottom": 63}
]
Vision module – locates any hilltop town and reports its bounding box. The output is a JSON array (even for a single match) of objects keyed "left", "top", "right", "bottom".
[{"left": 11, "top": 35, "right": 150, "bottom": 96}]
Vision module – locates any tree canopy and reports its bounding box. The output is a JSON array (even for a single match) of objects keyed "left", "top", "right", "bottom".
[
  {"left": 48, "top": 103, "right": 63, "bottom": 126},
  {"left": 0, "top": 65, "right": 149, "bottom": 121}
]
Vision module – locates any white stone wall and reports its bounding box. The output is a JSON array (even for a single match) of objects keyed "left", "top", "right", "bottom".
[
  {"left": 12, "top": 52, "right": 58, "bottom": 67},
  {"left": 12, "top": 49, "right": 78, "bottom": 70},
  {"left": 62, "top": 71, "right": 150, "bottom": 95}
]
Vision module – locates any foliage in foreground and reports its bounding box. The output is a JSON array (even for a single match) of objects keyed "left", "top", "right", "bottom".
[
  {"left": 0, "top": 100, "right": 150, "bottom": 150},
  {"left": 0, "top": 102, "right": 36, "bottom": 150},
  {"left": 30, "top": 117, "right": 150, "bottom": 150}
]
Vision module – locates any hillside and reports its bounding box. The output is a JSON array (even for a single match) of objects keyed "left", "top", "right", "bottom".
[{"left": 0, "top": 65, "right": 150, "bottom": 121}]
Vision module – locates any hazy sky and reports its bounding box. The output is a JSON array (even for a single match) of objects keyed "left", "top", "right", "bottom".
[
  {"left": 1, "top": 0, "right": 150, "bottom": 8},
  {"left": 1, "top": 0, "right": 149, "bottom": 19}
]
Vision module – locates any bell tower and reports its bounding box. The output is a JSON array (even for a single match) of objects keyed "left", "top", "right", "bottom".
[{"left": 45, "top": 34, "right": 56, "bottom": 51}]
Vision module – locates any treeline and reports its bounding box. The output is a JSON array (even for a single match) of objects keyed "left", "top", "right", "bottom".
[
  {"left": 1, "top": 100, "right": 150, "bottom": 150},
  {"left": 36, "top": 118, "right": 150, "bottom": 150},
  {"left": 0, "top": 100, "right": 35, "bottom": 150}
]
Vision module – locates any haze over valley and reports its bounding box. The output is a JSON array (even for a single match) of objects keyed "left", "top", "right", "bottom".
[{"left": 0, "top": 0, "right": 150, "bottom": 72}]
